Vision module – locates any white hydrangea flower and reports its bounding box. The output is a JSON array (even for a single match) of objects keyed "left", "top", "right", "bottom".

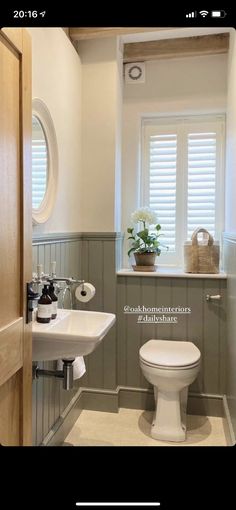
[{"left": 131, "top": 207, "right": 158, "bottom": 226}]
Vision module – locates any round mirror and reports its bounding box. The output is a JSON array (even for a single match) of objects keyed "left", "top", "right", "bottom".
[
  {"left": 32, "top": 115, "right": 48, "bottom": 210},
  {"left": 32, "top": 99, "right": 58, "bottom": 225}
]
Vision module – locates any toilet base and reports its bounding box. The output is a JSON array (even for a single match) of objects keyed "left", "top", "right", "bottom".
[
  {"left": 151, "top": 422, "right": 186, "bottom": 442},
  {"left": 152, "top": 386, "right": 188, "bottom": 442}
]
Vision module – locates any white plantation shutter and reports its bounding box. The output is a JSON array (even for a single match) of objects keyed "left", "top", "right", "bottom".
[
  {"left": 142, "top": 116, "right": 225, "bottom": 265},
  {"left": 149, "top": 133, "right": 177, "bottom": 252},
  {"left": 187, "top": 132, "right": 217, "bottom": 239},
  {"left": 32, "top": 116, "right": 48, "bottom": 210}
]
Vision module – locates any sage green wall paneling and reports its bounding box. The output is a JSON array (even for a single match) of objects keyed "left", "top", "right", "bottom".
[
  {"left": 88, "top": 240, "right": 103, "bottom": 311},
  {"left": 81, "top": 240, "right": 89, "bottom": 285},
  {"left": 186, "top": 279, "right": 204, "bottom": 393},
  {"left": 171, "top": 279, "right": 188, "bottom": 340},
  {"left": 56, "top": 242, "right": 61, "bottom": 276},
  {"left": 140, "top": 278, "right": 158, "bottom": 389},
  {"left": 140, "top": 278, "right": 157, "bottom": 342},
  {"left": 85, "top": 240, "right": 104, "bottom": 388},
  {"left": 44, "top": 244, "right": 51, "bottom": 274},
  {"left": 80, "top": 237, "right": 118, "bottom": 390},
  {"left": 69, "top": 241, "right": 80, "bottom": 278},
  {"left": 77, "top": 237, "right": 89, "bottom": 386},
  {"left": 156, "top": 278, "right": 172, "bottom": 339},
  {"left": 103, "top": 240, "right": 117, "bottom": 388},
  {"left": 117, "top": 276, "right": 127, "bottom": 386},
  {"left": 126, "top": 277, "right": 142, "bottom": 387},
  {"left": 116, "top": 275, "right": 227, "bottom": 397},
  {"left": 203, "top": 279, "right": 221, "bottom": 394},
  {"left": 60, "top": 241, "right": 65, "bottom": 277},
  {"left": 219, "top": 279, "right": 227, "bottom": 394},
  {"left": 33, "top": 245, "right": 37, "bottom": 274},
  {"left": 38, "top": 244, "right": 45, "bottom": 267},
  {"left": 50, "top": 243, "right": 56, "bottom": 270}
]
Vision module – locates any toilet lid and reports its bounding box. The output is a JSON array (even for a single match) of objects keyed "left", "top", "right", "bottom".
[{"left": 139, "top": 340, "right": 201, "bottom": 367}]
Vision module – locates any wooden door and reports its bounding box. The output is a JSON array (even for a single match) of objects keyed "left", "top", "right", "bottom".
[{"left": 0, "top": 29, "right": 32, "bottom": 445}]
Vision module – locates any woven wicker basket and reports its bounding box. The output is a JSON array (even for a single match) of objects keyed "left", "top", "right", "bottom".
[{"left": 184, "top": 227, "right": 219, "bottom": 274}]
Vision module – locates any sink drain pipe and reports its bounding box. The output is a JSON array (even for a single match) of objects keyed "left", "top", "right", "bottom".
[{"left": 32, "top": 359, "right": 75, "bottom": 390}]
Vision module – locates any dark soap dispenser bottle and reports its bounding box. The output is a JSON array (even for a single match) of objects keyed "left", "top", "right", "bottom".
[
  {"left": 48, "top": 281, "right": 58, "bottom": 319},
  {"left": 37, "top": 284, "right": 52, "bottom": 323}
]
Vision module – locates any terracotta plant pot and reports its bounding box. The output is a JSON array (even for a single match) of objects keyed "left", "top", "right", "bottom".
[{"left": 134, "top": 252, "right": 156, "bottom": 266}]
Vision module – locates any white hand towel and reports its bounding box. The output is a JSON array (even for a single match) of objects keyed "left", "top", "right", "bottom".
[{"left": 57, "top": 356, "right": 86, "bottom": 380}]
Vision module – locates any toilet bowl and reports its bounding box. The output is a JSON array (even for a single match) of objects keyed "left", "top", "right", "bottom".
[{"left": 139, "top": 339, "right": 201, "bottom": 442}]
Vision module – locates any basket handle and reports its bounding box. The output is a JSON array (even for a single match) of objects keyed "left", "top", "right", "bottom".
[{"left": 191, "top": 227, "right": 214, "bottom": 246}]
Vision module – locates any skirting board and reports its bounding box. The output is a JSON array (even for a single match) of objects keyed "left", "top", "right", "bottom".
[{"left": 43, "top": 386, "right": 225, "bottom": 446}]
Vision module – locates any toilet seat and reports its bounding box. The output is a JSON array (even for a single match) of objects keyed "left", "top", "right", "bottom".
[
  {"left": 140, "top": 357, "right": 200, "bottom": 370},
  {"left": 139, "top": 339, "right": 201, "bottom": 370}
]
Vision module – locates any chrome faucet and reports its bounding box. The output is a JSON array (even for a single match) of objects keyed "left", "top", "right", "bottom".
[
  {"left": 50, "top": 277, "right": 85, "bottom": 287},
  {"left": 62, "top": 284, "right": 73, "bottom": 309},
  {"left": 49, "top": 278, "right": 85, "bottom": 309},
  {"left": 32, "top": 264, "right": 85, "bottom": 310}
]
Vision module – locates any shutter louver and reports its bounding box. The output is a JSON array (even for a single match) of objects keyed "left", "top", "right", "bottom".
[
  {"left": 149, "top": 134, "right": 177, "bottom": 251},
  {"left": 187, "top": 132, "right": 216, "bottom": 239},
  {"left": 32, "top": 117, "right": 48, "bottom": 210}
]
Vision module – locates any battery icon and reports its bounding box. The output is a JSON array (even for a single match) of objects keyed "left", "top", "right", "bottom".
[{"left": 211, "top": 10, "right": 227, "bottom": 18}]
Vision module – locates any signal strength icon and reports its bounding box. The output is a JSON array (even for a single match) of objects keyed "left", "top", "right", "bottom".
[
  {"left": 186, "top": 11, "right": 196, "bottom": 18},
  {"left": 199, "top": 10, "right": 209, "bottom": 17}
]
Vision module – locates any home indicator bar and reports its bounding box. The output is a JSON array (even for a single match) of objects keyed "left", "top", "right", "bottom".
[{"left": 75, "top": 504, "right": 161, "bottom": 507}]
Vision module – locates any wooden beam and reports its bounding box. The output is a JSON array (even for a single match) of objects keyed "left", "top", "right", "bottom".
[
  {"left": 123, "top": 33, "right": 229, "bottom": 62},
  {"left": 69, "top": 27, "right": 167, "bottom": 41}
]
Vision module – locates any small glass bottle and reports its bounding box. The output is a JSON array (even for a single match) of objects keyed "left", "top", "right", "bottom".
[
  {"left": 48, "top": 282, "right": 58, "bottom": 319},
  {"left": 37, "top": 284, "right": 52, "bottom": 323}
]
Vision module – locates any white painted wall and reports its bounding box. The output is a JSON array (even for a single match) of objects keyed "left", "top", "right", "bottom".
[
  {"left": 77, "top": 38, "right": 123, "bottom": 232},
  {"left": 225, "top": 31, "right": 236, "bottom": 233},
  {"left": 29, "top": 28, "right": 82, "bottom": 234},
  {"left": 122, "top": 54, "right": 228, "bottom": 266}
]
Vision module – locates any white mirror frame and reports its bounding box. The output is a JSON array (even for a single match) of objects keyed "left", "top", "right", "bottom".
[{"left": 32, "top": 98, "right": 58, "bottom": 225}]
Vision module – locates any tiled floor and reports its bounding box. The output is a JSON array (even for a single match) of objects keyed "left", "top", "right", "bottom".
[{"left": 64, "top": 408, "right": 227, "bottom": 446}]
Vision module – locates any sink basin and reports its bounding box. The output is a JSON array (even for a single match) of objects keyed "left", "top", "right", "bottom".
[{"left": 32, "top": 309, "right": 116, "bottom": 361}]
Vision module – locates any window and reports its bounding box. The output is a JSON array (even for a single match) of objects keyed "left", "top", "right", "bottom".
[
  {"left": 142, "top": 115, "right": 225, "bottom": 266},
  {"left": 32, "top": 98, "right": 58, "bottom": 225}
]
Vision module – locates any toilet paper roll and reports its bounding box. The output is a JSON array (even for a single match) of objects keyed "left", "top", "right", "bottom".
[{"left": 75, "top": 282, "right": 96, "bottom": 303}]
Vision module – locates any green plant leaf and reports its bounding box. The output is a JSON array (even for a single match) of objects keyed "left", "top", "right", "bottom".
[
  {"left": 155, "top": 224, "right": 161, "bottom": 231},
  {"left": 128, "top": 247, "right": 135, "bottom": 256},
  {"left": 127, "top": 227, "right": 134, "bottom": 234},
  {"left": 137, "top": 228, "right": 149, "bottom": 241}
]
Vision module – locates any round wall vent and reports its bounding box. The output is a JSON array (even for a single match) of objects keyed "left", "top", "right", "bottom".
[{"left": 125, "top": 62, "right": 145, "bottom": 84}]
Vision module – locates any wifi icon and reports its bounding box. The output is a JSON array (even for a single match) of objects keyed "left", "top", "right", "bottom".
[{"left": 199, "top": 10, "right": 209, "bottom": 17}]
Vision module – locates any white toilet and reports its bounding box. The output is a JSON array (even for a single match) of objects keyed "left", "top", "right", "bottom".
[{"left": 139, "top": 339, "right": 201, "bottom": 442}]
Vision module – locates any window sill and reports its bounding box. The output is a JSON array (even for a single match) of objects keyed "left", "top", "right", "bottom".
[{"left": 117, "top": 268, "right": 227, "bottom": 279}]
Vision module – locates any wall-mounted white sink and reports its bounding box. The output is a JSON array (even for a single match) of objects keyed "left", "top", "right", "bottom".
[{"left": 32, "top": 309, "right": 116, "bottom": 361}]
